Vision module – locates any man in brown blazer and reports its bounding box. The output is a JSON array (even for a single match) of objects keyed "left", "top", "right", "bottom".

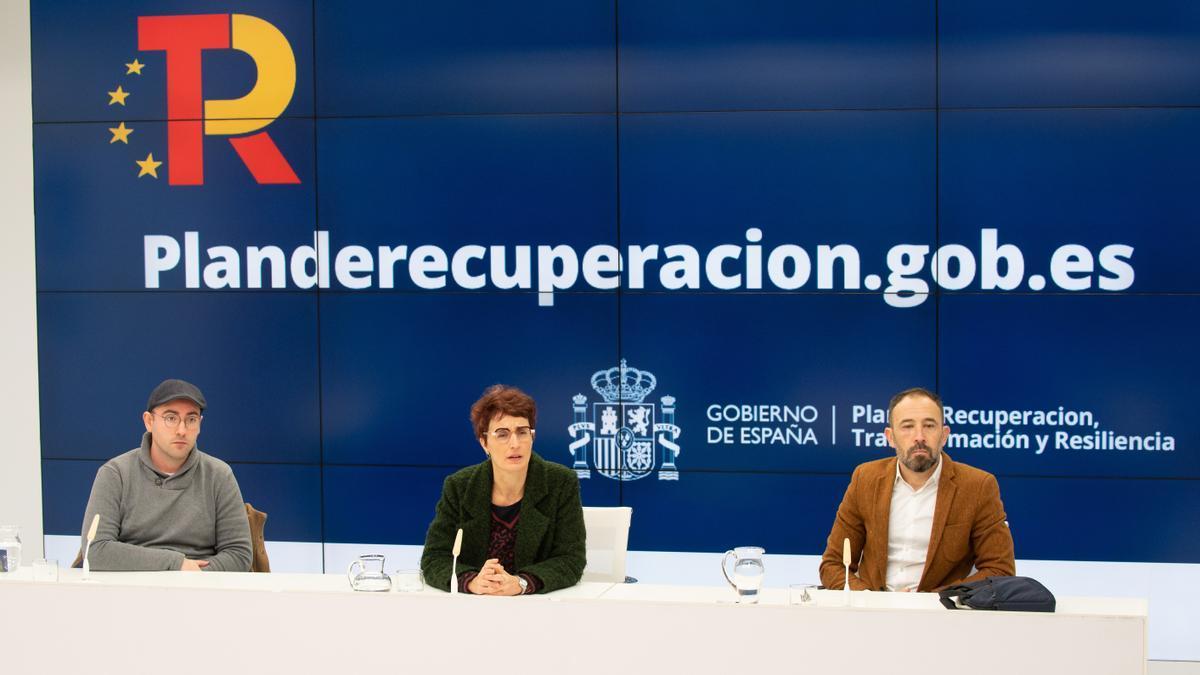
[{"left": 820, "top": 387, "right": 1015, "bottom": 592}]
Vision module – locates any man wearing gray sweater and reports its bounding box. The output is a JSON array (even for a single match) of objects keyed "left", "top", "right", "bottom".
[{"left": 80, "top": 379, "right": 252, "bottom": 571}]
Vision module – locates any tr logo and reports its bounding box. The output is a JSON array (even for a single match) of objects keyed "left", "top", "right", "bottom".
[{"left": 137, "top": 14, "right": 299, "bottom": 185}]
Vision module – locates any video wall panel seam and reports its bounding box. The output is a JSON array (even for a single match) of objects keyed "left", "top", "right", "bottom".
[{"left": 310, "top": 0, "right": 327, "bottom": 574}]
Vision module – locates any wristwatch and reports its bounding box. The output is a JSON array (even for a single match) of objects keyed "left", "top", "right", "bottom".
[{"left": 517, "top": 576, "right": 529, "bottom": 594}]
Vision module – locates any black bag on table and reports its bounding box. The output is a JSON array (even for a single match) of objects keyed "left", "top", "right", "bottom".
[{"left": 938, "top": 576, "right": 1056, "bottom": 612}]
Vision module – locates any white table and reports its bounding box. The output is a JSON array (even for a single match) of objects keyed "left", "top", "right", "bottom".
[{"left": 0, "top": 569, "right": 1146, "bottom": 674}]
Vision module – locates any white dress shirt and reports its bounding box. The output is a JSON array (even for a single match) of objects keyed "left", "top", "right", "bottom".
[{"left": 885, "top": 457, "right": 943, "bottom": 591}]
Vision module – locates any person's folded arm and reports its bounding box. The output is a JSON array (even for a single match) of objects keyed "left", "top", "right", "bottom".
[
  {"left": 819, "top": 467, "right": 871, "bottom": 590},
  {"left": 518, "top": 478, "right": 585, "bottom": 593},
  {"left": 950, "top": 474, "right": 1016, "bottom": 587},
  {"left": 420, "top": 476, "right": 481, "bottom": 591},
  {"left": 82, "top": 464, "right": 185, "bottom": 571},
  {"left": 202, "top": 467, "right": 252, "bottom": 572}
]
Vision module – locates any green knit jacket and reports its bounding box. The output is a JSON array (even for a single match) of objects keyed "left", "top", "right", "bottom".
[{"left": 420, "top": 452, "right": 586, "bottom": 594}]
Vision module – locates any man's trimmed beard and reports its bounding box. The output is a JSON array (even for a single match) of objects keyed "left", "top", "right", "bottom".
[{"left": 901, "top": 442, "right": 939, "bottom": 473}]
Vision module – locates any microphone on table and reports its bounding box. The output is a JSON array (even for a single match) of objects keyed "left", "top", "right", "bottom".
[
  {"left": 449, "top": 528, "right": 463, "bottom": 594},
  {"left": 82, "top": 514, "right": 100, "bottom": 579},
  {"left": 842, "top": 537, "right": 852, "bottom": 604}
]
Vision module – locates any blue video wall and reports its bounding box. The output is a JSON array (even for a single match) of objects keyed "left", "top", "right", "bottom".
[{"left": 32, "top": 0, "right": 1200, "bottom": 565}]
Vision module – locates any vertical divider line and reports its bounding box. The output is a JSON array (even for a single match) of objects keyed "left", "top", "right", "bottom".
[
  {"left": 614, "top": 0, "right": 625, "bottom": 510},
  {"left": 934, "top": 0, "right": 942, "bottom": 395},
  {"left": 310, "top": 0, "right": 327, "bottom": 574}
]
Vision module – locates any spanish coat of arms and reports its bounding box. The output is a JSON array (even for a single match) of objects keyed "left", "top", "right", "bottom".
[{"left": 567, "top": 360, "right": 681, "bottom": 481}]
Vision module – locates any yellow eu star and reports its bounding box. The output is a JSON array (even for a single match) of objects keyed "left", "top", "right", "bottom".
[
  {"left": 108, "top": 122, "right": 133, "bottom": 144},
  {"left": 107, "top": 85, "right": 130, "bottom": 106},
  {"left": 125, "top": 59, "right": 145, "bottom": 75},
  {"left": 136, "top": 153, "right": 162, "bottom": 178}
]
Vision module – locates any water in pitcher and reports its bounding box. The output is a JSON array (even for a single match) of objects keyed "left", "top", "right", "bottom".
[{"left": 733, "top": 558, "right": 764, "bottom": 602}]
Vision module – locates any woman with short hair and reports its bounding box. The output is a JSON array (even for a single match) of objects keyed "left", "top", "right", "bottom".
[{"left": 420, "top": 384, "right": 586, "bottom": 594}]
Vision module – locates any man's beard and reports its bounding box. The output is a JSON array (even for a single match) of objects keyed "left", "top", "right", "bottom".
[{"left": 901, "top": 442, "right": 939, "bottom": 473}]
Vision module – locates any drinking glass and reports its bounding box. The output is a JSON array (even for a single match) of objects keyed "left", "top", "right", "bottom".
[
  {"left": 33, "top": 558, "right": 59, "bottom": 582},
  {"left": 789, "top": 583, "right": 819, "bottom": 605},
  {"left": 392, "top": 569, "right": 424, "bottom": 593}
]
